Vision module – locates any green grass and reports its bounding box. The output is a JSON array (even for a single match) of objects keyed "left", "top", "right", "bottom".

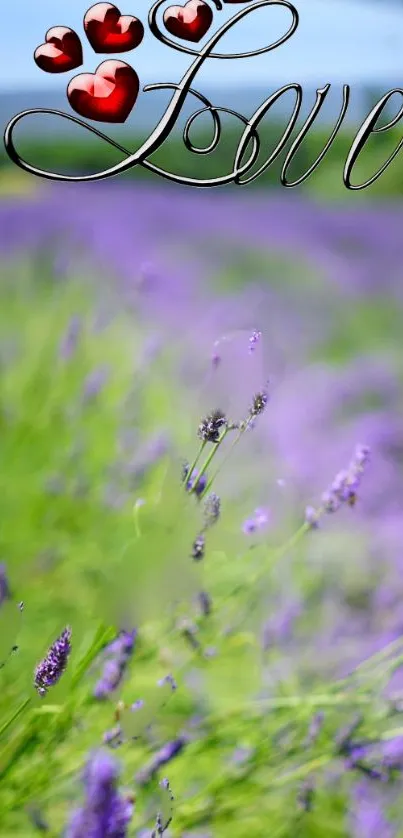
[{"left": 1, "top": 256, "right": 403, "bottom": 837}]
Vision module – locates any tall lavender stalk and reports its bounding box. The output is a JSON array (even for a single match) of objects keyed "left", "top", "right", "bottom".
[
  {"left": 34, "top": 627, "right": 72, "bottom": 697},
  {"left": 65, "top": 751, "right": 134, "bottom": 838},
  {"left": 0, "top": 563, "right": 10, "bottom": 606},
  {"left": 94, "top": 630, "right": 137, "bottom": 700}
]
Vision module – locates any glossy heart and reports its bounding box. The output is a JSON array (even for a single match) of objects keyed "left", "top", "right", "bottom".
[
  {"left": 84, "top": 2, "right": 144, "bottom": 52},
  {"left": 67, "top": 60, "right": 139, "bottom": 123},
  {"left": 163, "top": 0, "right": 213, "bottom": 43},
  {"left": 34, "top": 27, "right": 83, "bottom": 74}
]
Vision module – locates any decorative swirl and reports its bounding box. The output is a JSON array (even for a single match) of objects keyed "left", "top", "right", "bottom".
[
  {"left": 3, "top": 108, "right": 132, "bottom": 181},
  {"left": 148, "top": 0, "right": 299, "bottom": 60},
  {"left": 146, "top": 82, "right": 221, "bottom": 155},
  {"left": 183, "top": 105, "right": 221, "bottom": 155},
  {"left": 182, "top": 103, "right": 259, "bottom": 158},
  {"left": 3, "top": 87, "right": 259, "bottom": 187},
  {"left": 3, "top": 0, "right": 298, "bottom": 183}
]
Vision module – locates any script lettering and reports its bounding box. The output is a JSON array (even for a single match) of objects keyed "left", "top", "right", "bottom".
[
  {"left": 344, "top": 88, "right": 403, "bottom": 190},
  {"left": 281, "top": 84, "right": 350, "bottom": 186},
  {"left": 3, "top": 0, "right": 298, "bottom": 185},
  {"left": 234, "top": 84, "right": 302, "bottom": 185}
]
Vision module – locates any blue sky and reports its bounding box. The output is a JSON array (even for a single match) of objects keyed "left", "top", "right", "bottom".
[{"left": 1, "top": 0, "right": 403, "bottom": 90}]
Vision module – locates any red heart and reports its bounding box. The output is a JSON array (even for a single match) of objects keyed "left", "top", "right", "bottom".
[
  {"left": 84, "top": 2, "right": 144, "bottom": 53},
  {"left": 163, "top": 0, "right": 213, "bottom": 43},
  {"left": 34, "top": 27, "right": 83, "bottom": 74},
  {"left": 67, "top": 60, "right": 139, "bottom": 123}
]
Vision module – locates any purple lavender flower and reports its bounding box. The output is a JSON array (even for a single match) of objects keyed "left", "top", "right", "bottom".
[
  {"left": 126, "top": 434, "right": 169, "bottom": 486},
  {"left": 242, "top": 516, "right": 259, "bottom": 535},
  {"left": 83, "top": 367, "right": 109, "bottom": 403},
  {"left": 198, "top": 409, "right": 227, "bottom": 443},
  {"left": 304, "top": 712, "right": 325, "bottom": 747},
  {"left": 211, "top": 350, "right": 221, "bottom": 369},
  {"left": 157, "top": 674, "right": 177, "bottom": 692},
  {"left": 307, "top": 444, "right": 370, "bottom": 523},
  {"left": 34, "top": 626, "right": 72, "bottom": 697},
  {"left": 203, "top": 493, "right": 221, "bottom": 528},
  {"left": 136, "top": 738, "right": 186, "bottom": 785},
  {"left": 59, "top": 316, "right": 82, "bottom": 360},
  {"left": 94, "top": 630, "right": 136, "bottom": 701},
  {"left": 297, "top": 776, "right": 315, "bottom": 812},
  {"left": 323, "top": 444, "right": 370, "bottom": 512},
  {"left": 242, "top": 507, "right": 270, "bottom": 535},
  {"left": 304, "top": 505, "right": 319, "bottom": 529},
  {"left": 230, "top": 746, "right": 254, "bottom": 767},
  {"left": 150, "top": 778, "right": 174, "bottom": 837},
  {"left": 249, "top": 385, "right": 269, "bottom": 418},
  {"left": 191, "top": 534, "right": 205, "bottom": 561},
  {"left": 335, "top": 714, "right": 363, "bottom": 753},
  {"left": 182, "top": 463, "right": 207, "bottom": 497},
  {"left": 150, "top": 738, "right": 185, "bottom": 771},
  {"left": 0, "top": 563, "right": 10, "bottom": 606},
  {"left": 66, "top": 750, "right": 134, "bottom": 838},
  {"left": 340, "top": 734, "right": 403, "bottom": 782},
  {"left": 350, "top": 781, "right": 394, "bottom": 838},
  {"left": 103, "top": 725, "right": 124, "bottom": 749},
  {"left": 262, "top": 598, "right": 301, "bottom": 648},
  {"left": 197, "top": 590, "right": 212, "bottom": 616},
  {"left": 344, "top": 744, "right": 385, "bottom": 780},
  {"left": 248, "top": 330, "right": 261, "bottom": 353}
]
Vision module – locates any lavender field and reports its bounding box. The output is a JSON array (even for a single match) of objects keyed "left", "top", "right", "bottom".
[{"left": 1, "top": 180, "right": 403, "bottom": 837}]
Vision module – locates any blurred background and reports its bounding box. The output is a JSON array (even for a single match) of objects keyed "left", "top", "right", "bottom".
[{"left": 2, "top": 1, "right": 403, "bottom": 836}]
